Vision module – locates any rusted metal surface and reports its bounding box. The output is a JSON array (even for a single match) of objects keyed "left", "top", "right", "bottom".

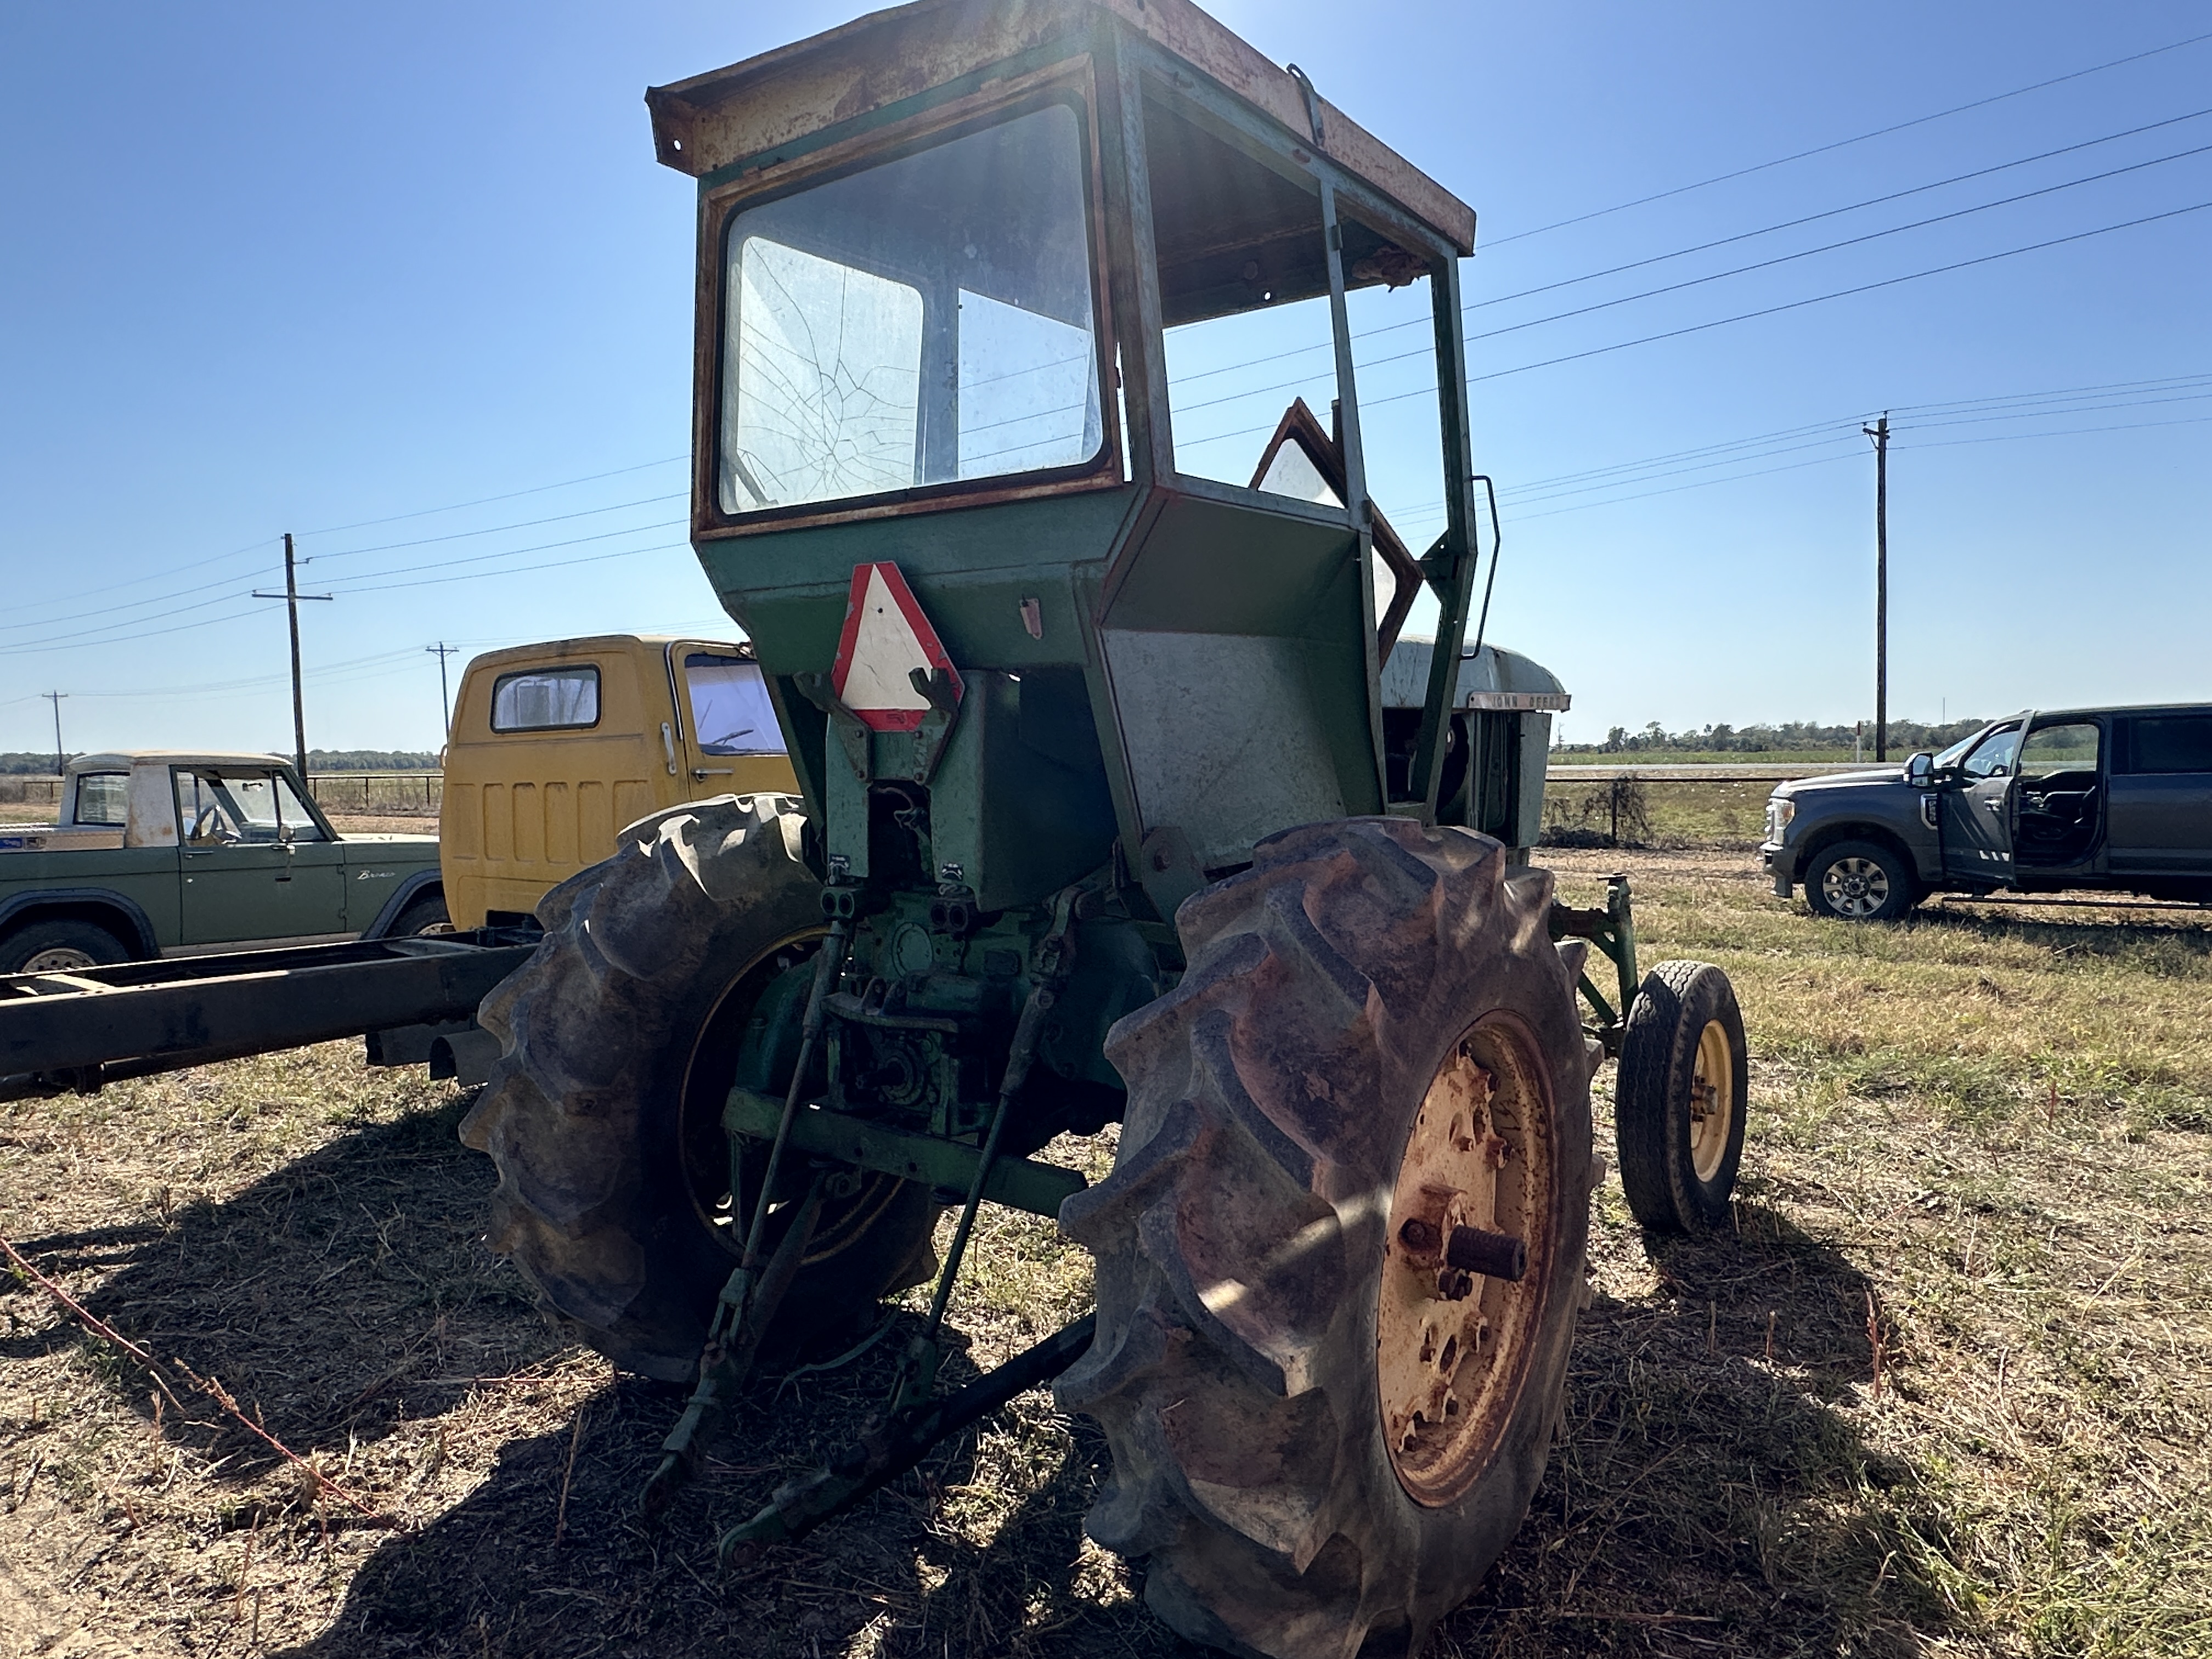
[
  {"left": 1378, "top": 1021, "right": 1553, "bottom": 1508},
  {"left": 0, "top": 933, "right": 535, "bottom": 1098},
  {"left": 646, "top": 0, "right": 1474, "bottom": 252}
]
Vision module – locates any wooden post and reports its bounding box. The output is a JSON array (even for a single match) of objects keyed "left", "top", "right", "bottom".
[{"left": 1863, "top": 415, "right": 1889, "bottom": 763}]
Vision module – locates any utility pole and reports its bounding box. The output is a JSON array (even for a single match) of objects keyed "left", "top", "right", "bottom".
[
  {"left": 253, "top": 533, "right": 334, "bottom": 784},
  {"left": 41, "top": 691, "right": 67, "bottom": 777},
  {"left": 1863, "top": 413, "right": 1890, "bottom": 763},
  {"left": 426, "top": 642, "right": 461, "bottom": 736}
]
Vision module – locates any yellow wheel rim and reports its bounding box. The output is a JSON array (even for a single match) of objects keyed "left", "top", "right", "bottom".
[
  {"left": 1378, "top": 1017, "right": 1555, "bottom": 1506},
  {"left": 1688, "top": 1018, "right": 1734, "bottom": 1183}
]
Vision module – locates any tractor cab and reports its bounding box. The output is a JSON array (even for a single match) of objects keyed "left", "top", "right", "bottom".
[{"left": 648, "top": 0, "right": 1490, "bottom": 899}]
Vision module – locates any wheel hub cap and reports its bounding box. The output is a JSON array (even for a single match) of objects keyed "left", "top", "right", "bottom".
[
  {"left": 20, "top": 946, "right": 97, "bottom": 974},
  {"left": 1378, "top": 1018, "right": 1555, "bottom": 1506}
]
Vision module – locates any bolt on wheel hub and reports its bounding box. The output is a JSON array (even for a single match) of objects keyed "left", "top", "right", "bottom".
[
  {"left": 1378, "top": 1017, "right": 1555, "bottom": 1505},
  {"left": 1687, "top": 1017, "right": 1735, "bottom": 1182}
]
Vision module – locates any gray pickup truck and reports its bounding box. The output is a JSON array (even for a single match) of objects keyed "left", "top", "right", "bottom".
[
  {"left": 1763, "top": 704, "right": 2212, "bottom": 920},
  {"left": 0, "top": 752, "right": 445, "bottom": 973}
]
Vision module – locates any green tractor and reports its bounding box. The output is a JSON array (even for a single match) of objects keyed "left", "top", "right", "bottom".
[{"left": 461, "top": 3, "right": 1748, "bottom": 1652}]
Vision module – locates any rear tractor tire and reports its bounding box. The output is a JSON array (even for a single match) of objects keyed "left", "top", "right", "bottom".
[
  {"left": 460, "top": 795, "right": 938, "bottom": 1383},
  {"left": 1058, "top": 818, "right": 1596, "bottom": 1659},
  {"left": 1613, "top": 960, "right": 1747, "bottom": 1233}
]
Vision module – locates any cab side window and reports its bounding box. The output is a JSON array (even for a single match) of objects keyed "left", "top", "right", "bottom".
[
  {"left": 684, "top": 654, "right": 787, "bottom": 755},
  {"left": 2017, "top": 723, "right": 2099, "bottom": 778},
  {"left": 2123, "top": 714, "right": 2212, "bottom": 774},
  {"left": 178, "top": 771, "right": 243, "bottom": 846},
  {"left": 72, "top": 772, "right": 128, "bottom": 826},
  {"left": 177, "top": 769, "right": 325, "bottom": 844}
]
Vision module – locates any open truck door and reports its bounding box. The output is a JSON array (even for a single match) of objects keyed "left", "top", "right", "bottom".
[{"left": 1940, "top": 719, "right": 2023, "bottom": 886}]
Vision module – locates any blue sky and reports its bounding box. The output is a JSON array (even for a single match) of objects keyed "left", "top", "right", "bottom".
[{"left": 2, "top": 1, "right": 2205, "bottom": 758}]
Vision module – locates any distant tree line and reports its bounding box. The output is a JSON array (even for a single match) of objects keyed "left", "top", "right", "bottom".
[
  {"left": 0, "top": 748, "right": 438, "bottom": 775},
  {"left": 1559, "top": 719, "right": 1990, "bottom": 755}
]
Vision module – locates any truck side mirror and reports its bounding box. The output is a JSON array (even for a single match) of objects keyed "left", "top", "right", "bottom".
[{"left": 1904, "top": 752, "right": 1933, "bottom": 785}]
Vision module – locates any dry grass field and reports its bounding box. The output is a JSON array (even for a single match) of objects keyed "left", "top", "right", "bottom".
[{"left": 3, "top": 850, "right": 2207, "bottom": 1658}]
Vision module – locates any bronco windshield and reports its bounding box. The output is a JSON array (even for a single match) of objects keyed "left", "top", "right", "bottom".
[{"left": 718, "top": 101, "right": 1103, "bottom": 516}]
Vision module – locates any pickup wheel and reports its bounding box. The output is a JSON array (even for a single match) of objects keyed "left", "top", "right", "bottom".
[
  {"left": 390, "top": 892, "right": 453, "bottom": 936},
  {"left": 1804, "top": 839, "right": 1917, "bottom": 922},
  {"left": 460, "top": 796, "right": 938, "bottom": 1383},
  {"left": 0, "top": 918, "right": 131, "bottom": 976}
]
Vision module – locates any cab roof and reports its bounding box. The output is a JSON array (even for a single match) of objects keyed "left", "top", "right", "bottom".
[
  {"left": 461, "top": 634, "right": 747, "bottom": 673},
  {"left": 646, "top": 0, "right": 1476, "bottom": 255},
  {"left": 67, "top": 751, "right": 291, "bottom": 775}
]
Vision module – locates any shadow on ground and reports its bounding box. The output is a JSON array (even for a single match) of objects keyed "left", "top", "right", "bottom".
[
  {"left": 8, "top": 1093, "right": 1965, "bottom": 1657},
  {"left": 1436, "top": 1205, "right": 1965, "bottom": 1658},
  {"left": 2, "top": 1090, "right": 556, "bottom": 1462}
]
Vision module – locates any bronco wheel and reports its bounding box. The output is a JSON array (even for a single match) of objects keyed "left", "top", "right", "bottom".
[
  {"left": 460, "top": 796, "right": 938, "bottom": 1383},
  {"left": 1804, "top": 839, "right": 1916, "bottom": 922},
  {"left": 1613, "top": 960, "right": 1748, "bottom": 1233},
  {"left": 1058, "top": 819, "right": 1595, "bottom": 1659},
  {"left": 0, "top": 919, "right": 131, "bottom": 976}
]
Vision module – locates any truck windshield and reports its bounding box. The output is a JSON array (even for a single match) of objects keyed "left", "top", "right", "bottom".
[{"left": 719, "top": 101, "right": 1102, "bottom": 515}]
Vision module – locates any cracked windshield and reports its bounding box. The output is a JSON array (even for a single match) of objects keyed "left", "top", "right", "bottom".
[{"left": 719, "top": 101, "right": 1102, "bottom": 514}]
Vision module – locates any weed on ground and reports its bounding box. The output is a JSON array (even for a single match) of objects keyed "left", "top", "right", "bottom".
[{"left": 2, "top": 853, "right": 2205, "bottom": 1657}]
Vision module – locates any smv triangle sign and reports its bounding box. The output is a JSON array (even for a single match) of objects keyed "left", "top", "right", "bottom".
[{"left": 830, "top": 562, "right": 962, "bottom": 732}]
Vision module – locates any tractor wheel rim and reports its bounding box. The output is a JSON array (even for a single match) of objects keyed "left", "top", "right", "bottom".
[
  {"left": 1378, "top": 1015, "right": 1555, "bottom": 1506},
  {"left": 677, "top": 927, "right": 907, "bottom": 1268},
  {"left": 19, "top": 946, "right": 97, "bottom": 974},
  {"left": 1824, "top": 857, "right": 1888, "bottom": 917},
  {"left": 1688, "top": 1018, "right": 1734, "bottom": 1183}
]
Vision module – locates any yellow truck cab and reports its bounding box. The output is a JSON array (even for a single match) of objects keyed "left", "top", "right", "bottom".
[{"left": 439, "top": 635, "right": 797, "bottom": 927}]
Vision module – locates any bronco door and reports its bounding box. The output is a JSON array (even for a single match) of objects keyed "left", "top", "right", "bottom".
[
  {"left": 175, "top": 766, "right": 347, "bottom": 947},
  {"left": 1939, "top": 720, "right": 2022, "bottom": 885}
]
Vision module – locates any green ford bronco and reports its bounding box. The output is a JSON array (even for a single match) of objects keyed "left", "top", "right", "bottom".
[{"left": 0, "top": 752, "right": 445, "bottom": 974}]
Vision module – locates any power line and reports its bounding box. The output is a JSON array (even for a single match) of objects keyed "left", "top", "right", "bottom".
[
  {"left": 1174, "top": 144, "right": 2212, "bottom": 423},
  {"left": 306, "top": 490, "right": 687, "bottom": 562},
  {"left": 1468, "top": 106, "right": 2212, "bottom": 313},
  {"left": 1168, "top": 196, "right": 2212, "bottom": 451},
  {"left": 1460, "top": 198, "right": 2212, "bottom": 391},
  {"left": 1895, "top": 411, "right": 2212, "bottom": 450},
  {"left": 1378, "top": 374, "right": 2211, "bottom": 527},
  {"left": 319, "top": 517, "right": 689, "bottom": 591},
  {"left": 297, "top": 453, "right": 687, "bottom": 536},
  {"left": 330, "top": 540, "right": 691, "bottom": 597},
  {"left": 1482, "top": 28, "right": 2212, "bottom": 246}
]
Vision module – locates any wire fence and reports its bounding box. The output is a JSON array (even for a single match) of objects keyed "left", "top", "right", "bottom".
[{"left": 0, "top": 771, "right": 443, "bottom": 819}]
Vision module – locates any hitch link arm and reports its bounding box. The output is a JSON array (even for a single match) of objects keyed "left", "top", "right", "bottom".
[{"left": 642, "top": 915, "right": 852, "bottom": 1513}]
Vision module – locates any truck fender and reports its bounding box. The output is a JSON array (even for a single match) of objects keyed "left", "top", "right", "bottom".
[
  {"left": 0, "top": 889, "right": 159, "bottom": 960},
  {"left": 361, "top": 869, "right": 444, "bottom": 939}
]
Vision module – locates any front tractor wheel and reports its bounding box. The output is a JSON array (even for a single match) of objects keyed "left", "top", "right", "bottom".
[
  {"left": 460, "top": 796, "right": 937, "bottom": 1382},
  {"left": 1613, "top": 960, "right": 1748, "bottom": 1233},
  {"left": 1058, "top": 819, "right": 1595, "bottom": 1659}
]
